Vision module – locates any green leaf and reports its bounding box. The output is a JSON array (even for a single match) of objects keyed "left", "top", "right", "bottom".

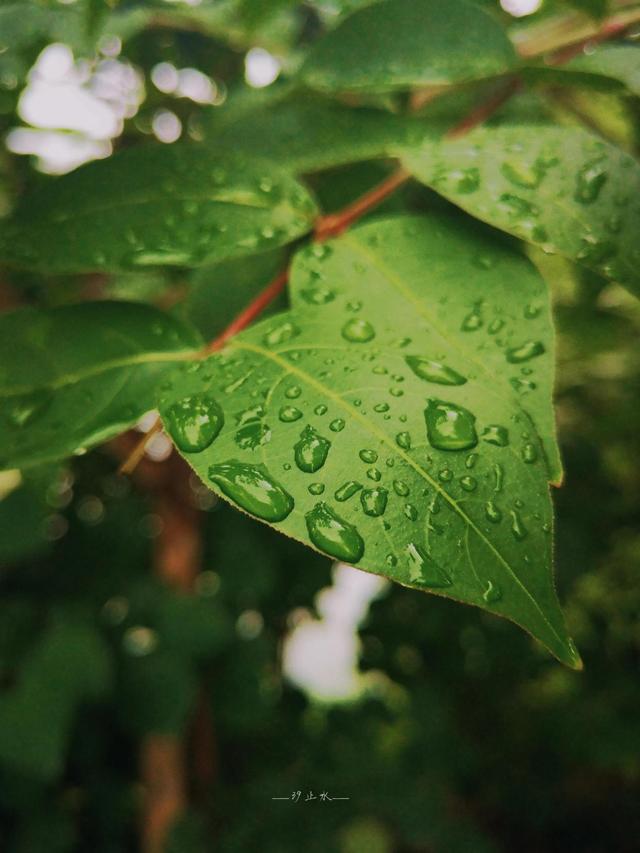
[
  {"left": 558, "top": 45, "right": 640, "bottom": 97},
  {"left": 160, "top": 213, "right": 578, "bottom": 667},
  {"left": 1, "top": 145, "right": 318, "bottom": 273},
  {"left": 401, "top": 126, "right": 640, "bottom": 297},
  {"left": 208, "top": 93, "right": 441, "bottom": 174},
  {"left": 300, "top": 0, "right": 517, "bottom": 94},
  {"left": 0, "top": 301, "right": 202, "bottom": 471}
]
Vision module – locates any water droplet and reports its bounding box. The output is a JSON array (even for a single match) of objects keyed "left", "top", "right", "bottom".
[
  {"left": 482, "top": 580, "right": 502, "bottom": 603},
  {"left": 393, "top": 480, "right": 410, "bottom": 496},
  {"left": 465, "top": 453, "right": 478, "bottom": 469},
  {"left": 279, "top": 406, "right": 302, "bottom": 423},
  {"left": 263, "top": 321, "right": 299, "bottom": 347},
  {"left": 406, "top": 543, "right": 452, "bottom": 587},
  {"left": 424, "top": 399, "right": 478, "bottom": 451},
  {"left": 367, "top": 467, "right": 381, "bottom": 482},
  {"left": 329, "top": 418, "right": 345, "bottom": 432},
  {"left": 335, "top": 481, "right": 362, "bottom": 502},
  {"left": 461, "top": 308, "right": 483, "bottom": 331},
  {"left": 506, "top": 340, "right": 545, "bottom": 363},
  {"left": 481, "top": 425, "right": 509, "bottom": 447},
  {"left": 285, "top": 385, "right": 302, "bottom": 399},
  {"left": 485, "top": 500, "right": 502, "bottom": 523},
  {"left": 488, "top": 318, "right": 505, "bottom": 335},
  {"left": 163, "top": 393, "right": 224, "bottom": 453},
  {"left": 575, "top": 157, "right": 608, "bottom": 204},
  {"left": 301, "top": 287, "right": 335, "bottom": 305},
  {"left": 501, "top": 159, "right": 544, "bottom": 189},
  {"left": 305, "top": 502, "right": 364, "bottom": 563},
  {"left": 308, "top": 482, "right": 325, "bottom": 495},
  {"left": 294, "top": 425, "right": 331, "bottom": 473},
  {"left": 314, "top": 404, "right": 328, "bottom": 415},
  {"left": 359, "top": 449, "right": 378, "bottom": 463},
  {"left": 396, "top": 432, "right": 411, "bottom": 450},
  {"left": 522, "top": 443, "right": 538, "bottom": 463},
  {"left": 361, "top": 487, "right": 388, "bottom": 517},
  {"left": 447, "top": 167, "right": 480, "bottom": 194},
  {"left": 510, "top": 509, "right": 528, "bottom": 541},
  {"left": 405, "top": 356, "right": 467, "bottom": 386},
  {"left": 235, "top": 405, "right": 271, "bottom": 449},
  {"left": 208, "top": 461, "right": 294, "bottom": 522},
  {"left": 373, "top": 402, "right": 390, "bottom": 413},
  {"left": 510, "top": 377, "right": 537, "bottom": 393},
  {"left": 341, "top": 318, "right": 375, "bottom": 343},
  {"left": 499, "top": 193, "right": 539, "bottom": 218},
  {"left": 460, "top": 476, "right": 477, "bottom": 492},
  {"left": 524, "top": 303, "right": 541, "bottom": 319},
  {"left": 493, "top": 464, "right": 504, "bottom": 493},
  {"left": 404, "top": 504, "right": 418, "bottom": 521},
  {"left": 5, "top": 389, "right": 52, "bottom": 428},
  {"left": 386, "top": 554, "right": 398, "bottom": 567},
  {"left": 438, "top": 468, "right": 453, "bottom": 482}
]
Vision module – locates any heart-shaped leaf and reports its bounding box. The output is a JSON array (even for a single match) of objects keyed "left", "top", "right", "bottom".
[
  {"left": 160, "top": 213, "right": 578, "bottom": 667},
  {"left": 1, "top": 145, "right": 318, "bottom": 273},
  {"left": 0, "top": 301, "right": 202, "bottom": 471},
  {"left": 401, "top": 126, "right": 640, "bottom": 297},
  {"left": 300, "top": 0, "right": 518, "bottom": 94}
]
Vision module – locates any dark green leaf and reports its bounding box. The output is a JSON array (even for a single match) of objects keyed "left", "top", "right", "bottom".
[
  {"left": 0, "top": 301, "right": 202, "bottom": 470},
  {"left": 401, "top": 126, "right": 640, "bottom": 297},
  {"left": 161, "top": 213, "right": 578, "bottom": 667},
  {"left": 1, "top": 145, "right": 318, "bottom": 273},
  {"left": 300, "top": 0, "right": 517, "bottom": 93}
]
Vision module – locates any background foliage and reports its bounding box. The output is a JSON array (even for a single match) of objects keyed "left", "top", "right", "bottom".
[{"left": 1, "top": 1, "right": 640, "bottom": 851}]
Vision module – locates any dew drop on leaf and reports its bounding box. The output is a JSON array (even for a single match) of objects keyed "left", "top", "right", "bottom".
[
  {"left": 163, "top": 393, "right": 224, "bottom": 453},
  {"left": 406, "top": 543, "right": 452, "bottom": 587},
  {"left": 505, "top": 340, "right": 545, "bottom": 364},
  {"left": 279, "top": 406, "right": 303, "bottom": 423},
  {"left": 424, "top": 399, "right": 478, "bottom": 451},
  {"left": 510, "top": 509, "right": 528, "bottom": 541},
  {"left": 335, "top": 481, "right": 362, "bottom": 502},
  {"left": 367, "top": 467, "right": 382, "bottom": 481},
  {"left": 329, "top": 418, "right": 345, "bottom": 432},
  {"left": 360, "top": 487, "right": 388, "bottom": 517},
  {"left": 304, "top": 502, "right": 364, "bottom": 563},
  {"left": 575, "top": 157, "right": 608, "bottom": 204},
  {"left": 294, "top": 425, "right": 331, "bottom": 473},
  {"left": 460, "top": 476, "right": 477, "bottom": 492},
  {"left": 481, "top": 425, "right": 509, "bottom": 447},
  {"left": 485, "top": 500, "right": 502, "bottom": 523},
  {"left": 396, "top": 431, "right": 411, "bottom": 450},
  {"left": 285, "top": 385, "right": 302, "bottom": 399},
  {"left": 405, "top": 356, "right": 467, "bottom": 386},
  {"left": 359, "top": 449, "right": 378, "bottom": 463},
  {"left": 393, "top": 480, "right": 410, "bottom": 496},
  {"left": 314, "top": 404, "right": 328, "bottom": 415},
  {"left": 483, "top": 580, "right": 502, "bottom": 603},
  {"left": 522, "top": 443, "right": 538, "bottom": 463},
  {"left": 341, "top": 318, "right": 376, "bottom": 343},
  {"left": 300, "top": 287, "right": 335, "bottom": 305},
  {"left": 308, "top": 482, "right": 325, "bottom": 495},
  {"left": 263, "top": 321, "right": 299, "bottom": 347},
  {"left": 208, "top": 461, "right": 294, "bottom": 522},
  {"left": 501, "top": 159, "right": 545, "bottom": 189},
  {"left": 404, "top": 504, "right": 418, "bottom": 521},
  {"left": 493, "top": 464, "right": 504, "bottom": 493}
]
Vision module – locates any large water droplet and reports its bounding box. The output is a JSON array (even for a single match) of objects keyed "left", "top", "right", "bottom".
[
  {"left": 335, "top": 480, "right": 362, "bottom": 502},
  {"left": 360, "top": 487, "right": 388, "bottom": 517},
  {"left": 575, "top": 157, "right": 608, "bottom": 204},
  {"left": 341, "top": 318, "right": 375, "bottom": 343},
  {"left": 163, "top": 393, "right": 224, "bottom": 453},
  {"left": 506, "top": 340, "right": 545, "bottom": 364},
  {"left": 405, "top": 356, "right": 467, "bottom": 386},
  {"left": 208, "top": 461, "right": 294, "bottom": 521},
  {"left": 424, "top": 399, "right": 478, "bottom": 451},
  {"left": 305, "top": 502, "right": 364, "bottom": 563},
  {"left": 406, "top": 543, "right": 452, "bottom": 587},
  {"left": 294, "top": 425, "right": 331, "bottom": 473},
  {"left": 481, "top": 425, "right": 509, "bottom": 447}
]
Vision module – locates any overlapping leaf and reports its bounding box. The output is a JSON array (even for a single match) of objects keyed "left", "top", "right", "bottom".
[
  {"left": 300, "top": 0, "right": 518, "bottom": 93},
  {"left": 0, "top": 301, "right": 202, "bottom": 470},
  {"left": 1, "top": 145, "right": 318, "bottom": 273},
  {"left": 160, "top": 213, "right": 578, "bottom": 666},
  {"left": 401, "top": 126, "right": 640, "bottom": 297}
]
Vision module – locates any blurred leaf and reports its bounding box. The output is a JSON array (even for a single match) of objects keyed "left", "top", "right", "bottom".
[
  {"left": 300, "top": 0, "right": 517, "bottom": 93},
  {"left": 161, "top": 212, "right": 577, "bottom": 666},
  {"left": 1, "top": 146, "right": 318, "bottom": 273},
  {"left": 0, "top": 301, "right": 202, "bottom": 470},
  {"left": 402, "top": 126, "right": 640, "bottom": 298}
]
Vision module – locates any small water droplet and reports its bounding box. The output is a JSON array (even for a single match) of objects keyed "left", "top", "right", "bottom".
[
  {"left": 506, "top": 340, "right": 545, "bottom": 363},
  {"left": 308, "top": 482, "right": 325, "bottom": 495},
  {"left": 485, "top": 500, "right": 502, "bottom": 523},
  {"left": 367, "top": 467, "right": 382, "bottom": 482},
  {"left": 460, "top": 475, "right": 477, "bottom": 491},
  {"left": 501, "top": 159, "right": 545, "bottom": 189},
  {"left": 396, "top": 431, "right": 411, "bottom": 450},
  {"left": 393, "top": 480, "right": 410, "bottom": 496},
  {"left": 465, "top": 453, "right": 478, "bottom": 469},
  {"left": 314, "top": 404, "right": 328, "bottom": 415},
  {"left": 510, "top": 377, "right": 537, "bottom": 393},
  {"left": 482, "top": 580, "right": 502, "bottom": 603},
  {"left": 361, "top": 487, "right": 388, "bottom": 517},
  {"left": 263, "top": 321, "right": 299, "bottom": 347},
  {"left": 305, "top": 502, "right": 364, "bottom": 563},
  {"left": 406, "top": 543, "right": 452, "bottom": 587},
  {"left": 373, "top": 402, "right": 390, "bottom": 413},
  {"left": 279, "top": 406, "right": 303, "bottom": 423},
  {"left": 575, "top": 157, "right": 608, "bottom": 204},
  {"left": 294, "top": 425, "right": 331, "bottom": 473},
  {"left": 341, "top": 318, "right": 376, "bottom": 343},
  {"left": 461, "top": 308, "right": 483, "bottom": 331},
  {"left": 499, "top": 193, "right": 539, "bottom": 218},
  {"left": 510, "top": 509, "right": 528, "bottom": 540},
  {"left": 386, "top": 554, "right": 398, "bottom": 567},
  {"left": 481, "top": 425, "right": 509, "bottom": 447},
  {"left": 301, "top": 287, "right": 335, "bottom": 305},
  {"left": 329, "top": 418, "right": 345, "bottom": 432},
  {"left": 285, "top": 385, "right": 302, "bottom": 399},
  {"left": 404, "top": 504, "right": 418, "bottom": 521},
  {"left": 405, "top": 356, "right": 467, "bottom": 386},
  {"left": 424, "top": 399, "right": 478, "bottom": 451},
  {"left": 163, "top": 393, "right": 224, "bottom": 453},
  {"left": 208, "top": 461, "right": 294, "bottom": 521},
  {"left": 335, "top": 481, "right": 362, "bottom": 502},
  {"left": 493, "top": 464, "right": 504, "bottom": 493},
  {"left": 522, "top": 443, "right": 538, "bottom": 463},
  {"left": 359, "top": 449, "right": 378, "bottom": 463},
  {"left": 524, "top": 303, "right": 541, "bottom": 319}
]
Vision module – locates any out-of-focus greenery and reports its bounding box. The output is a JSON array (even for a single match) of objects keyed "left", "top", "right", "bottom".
[{"left": 1, "top": 1, "right": 640, "bottom": 851}]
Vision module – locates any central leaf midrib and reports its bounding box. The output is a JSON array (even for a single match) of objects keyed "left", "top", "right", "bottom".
[{"left": 232, "top": 339, "right": 564, "bottom": 647}]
